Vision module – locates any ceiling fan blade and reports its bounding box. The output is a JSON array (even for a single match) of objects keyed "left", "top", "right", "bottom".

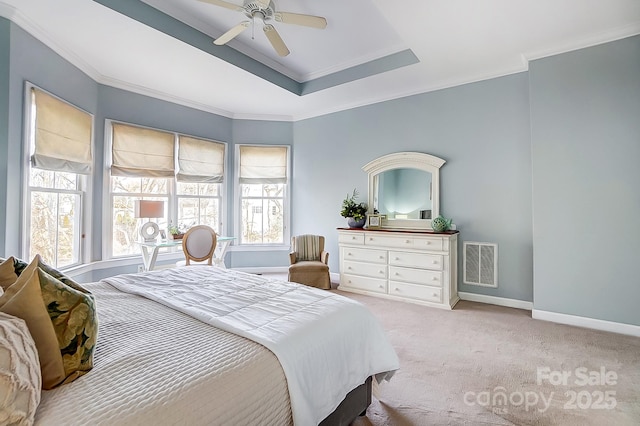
[
  {"left": 213, "top": 21, "right": 250, "bottom": 45},
  {"left": 263, "top": 24, "right": 290, "bottom": 57},
  {"left": 274, "top": 12, "right": 327, "bottom": 29},
  {"left": 197, "top": 0, "right": 244, "bottom": 11}
]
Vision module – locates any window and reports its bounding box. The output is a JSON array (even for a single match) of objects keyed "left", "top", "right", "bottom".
[
  {"left": 237, "top": 145, "right": 289, "bottom": 245},
  {"left": 23, "top": 85, "right": 93, "bottom": 268},
  {"left": 106, "top": 121, "right": 225, "bottom": 258}
]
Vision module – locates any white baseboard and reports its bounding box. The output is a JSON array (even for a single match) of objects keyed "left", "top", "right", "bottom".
[
  {"left": 532, "top": 309, "right": 640, "bottom": 337},
  {"left": 458, "top": 292, "right": 533, "bottom": 310}
]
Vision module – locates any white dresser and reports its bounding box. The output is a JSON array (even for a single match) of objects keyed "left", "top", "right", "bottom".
[{"left": 338, "top": 228, "right": 459, "bottom": 309}]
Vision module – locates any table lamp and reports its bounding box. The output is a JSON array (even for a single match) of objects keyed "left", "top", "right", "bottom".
[{"left": 134, "top": 200, "right": 164, "bottom": 242}]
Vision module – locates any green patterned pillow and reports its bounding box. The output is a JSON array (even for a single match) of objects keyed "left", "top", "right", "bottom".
[
  {"left": 36, "top": 267, "right": 97, "bottom": 385},
  {"left": 14, "top": 257, "right": 89, "bottom": 294}
]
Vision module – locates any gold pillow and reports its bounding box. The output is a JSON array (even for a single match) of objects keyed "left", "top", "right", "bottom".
[
  {"left": 0, "top": 257, "right": 66, "bottom": 389},
  {"left": 0, "top": 255, "right": 98, "bottom": 389},
  {"left": 0, "top": 256, "right": 17, "bottom": 290}
]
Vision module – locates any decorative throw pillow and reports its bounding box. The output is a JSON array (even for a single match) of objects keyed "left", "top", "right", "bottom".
[
  {"left": 0, "top": 311, "right": 42, "bottom": 426},
  {"left": 0, "top": 257, "right": 18, "bottom": 291},
  {"left": 0, "top": 255, "right": 98, "bottom": 389},
  {"left": 14, "top": 257, "right": 89, "bottom": 295},
  {"left": 0, "top": 258, "right": 65, "bottom": 389},
  {"left": 36, "top": 267, "right": 97, "bottom": 384}
]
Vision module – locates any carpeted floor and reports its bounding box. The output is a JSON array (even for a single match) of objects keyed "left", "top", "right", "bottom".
[
  {"left": 340, "top": 292, "right": 640, "bottom": 426},
  {"left": 262, "top": 274, "right": 639, "bottom": 425}
]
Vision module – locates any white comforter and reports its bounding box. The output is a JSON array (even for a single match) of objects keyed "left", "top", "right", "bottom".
[{"left": 103, "top": 266, "right": 399, "bottom": 425}]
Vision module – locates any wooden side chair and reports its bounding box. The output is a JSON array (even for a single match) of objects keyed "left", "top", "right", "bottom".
[
  {"left": 288, "top": 234, "right": 330, "bottom": 289},
  {"left": 179, "top": 225, "right": 217, "bottom": 266}
]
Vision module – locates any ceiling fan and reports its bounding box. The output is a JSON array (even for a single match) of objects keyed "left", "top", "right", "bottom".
[{"left": 198, "top": 0, "right": 327, "bottom": 57}]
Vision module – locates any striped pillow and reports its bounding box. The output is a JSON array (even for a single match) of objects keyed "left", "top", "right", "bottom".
[{"left": 295, "top": 235, "right": 321, "bottom": 261}]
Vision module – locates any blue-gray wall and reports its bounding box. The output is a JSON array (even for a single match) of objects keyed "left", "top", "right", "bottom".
[
  {"left": 1, "top": 16, "right": 639, "bottom": 326},
  {"left": 530, "top": 35, "right": 640, "bottom": 325},
  {"left": 0, "top": 19, "right": 9, "bottom": 256},
  {"left": 293, "top": 72, "right": 534, "bottom": 302}
]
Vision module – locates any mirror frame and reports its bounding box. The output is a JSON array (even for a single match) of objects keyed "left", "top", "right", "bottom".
[{"left": 362, "top": 152, "right": 445, "bottom": 230}]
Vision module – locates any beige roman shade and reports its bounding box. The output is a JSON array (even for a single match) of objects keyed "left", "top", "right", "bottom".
[
  {"left": 32, "top": 88, "right": 93, "bottom": 174},
  {"left": 177, "top": 136, "right": 225, "bottom": 183},
  {"left": 239, "top": 146, "right": 288, "bottom": 184},
  {"left": 111, "top": 123, "right": 175, "bottom": 177}
]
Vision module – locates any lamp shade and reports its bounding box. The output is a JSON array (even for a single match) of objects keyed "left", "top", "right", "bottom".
[{"left": 134, "top": 200, "right": 164, "bottom": 219}]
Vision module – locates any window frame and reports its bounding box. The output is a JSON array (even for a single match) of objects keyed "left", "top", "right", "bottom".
[
  {"left": 234, "top": 144, "right": 290, "bottom": 249},
  {"left": 21, "top": 82, "right": 94, "bottom": 270},
  {"left": 103, "top": 119, "right": 227, "bottom": 260}
]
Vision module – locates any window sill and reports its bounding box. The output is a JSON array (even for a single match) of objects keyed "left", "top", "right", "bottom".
[{"left": 229, "top": 245, "right": 291, "bottom": 252}]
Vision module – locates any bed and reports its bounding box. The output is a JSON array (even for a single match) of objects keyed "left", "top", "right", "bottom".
[{"left": 34, "top": 266, "right": 399, "bottom": 425}]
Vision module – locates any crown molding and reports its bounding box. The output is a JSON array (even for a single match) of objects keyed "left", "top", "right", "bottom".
[{"left": 523, "top": 22, "right": 640, "bottom": 62}]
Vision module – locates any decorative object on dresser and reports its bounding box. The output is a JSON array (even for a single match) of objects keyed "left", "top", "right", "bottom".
[
  {"left": 367, "top": 214, "right": 381, "bottom": 229},
  {"left": 340, "top": 188, "right": 368, "bottom": 228},
  {"left": 338, "top": 228, "right": 459, "bottom": 309},
  {"left": 431, "top": 215, "right": 452, "bottom": 232}
]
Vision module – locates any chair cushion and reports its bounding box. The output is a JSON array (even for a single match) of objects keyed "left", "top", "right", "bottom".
[
  {"left": 289, "top": 260, "right": 329, "bottom": 272},
  {"left": 0, "top": 312, "right": 42, "bottom": 426},
  {"left": 294, "top": 235, "right": 321, "bottom": 261}
]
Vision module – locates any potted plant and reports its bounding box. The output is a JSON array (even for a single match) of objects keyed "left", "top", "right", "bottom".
[
  {"left": 340, "top": 189, "right": 368, "bottom": 228},
  {"left": 168, "top": 223, "right": 185, "bottom": 240}
]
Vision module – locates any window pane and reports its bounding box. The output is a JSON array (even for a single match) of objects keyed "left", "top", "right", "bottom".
[
  {"left": 30, "top": 191, "right": 58, "bottom": 264},
  {"left": 263, "top": 183, "right": 284, "bottom": 197},
  {"left": 54, "top": 172, "right": 77, "bottom": 190},
  {"left": 30, "top": 169, "right": 55, "bottom": 188},
  {"left": 178, "top": 198, "right": 199, "bottom": 229},
  {"left": 241, "top": 198, "right": 264, "bottom": 244},
  {"left": 57, "top": 193, "right": 80, "bottom": 267},
  {"left": 200, "top": 198, "right": 219, "bottom": 233},
  {"left": 112, "top": 195, "right": 168, "bottom": 256},
  {"left": 112, "top": 176, "right": 141, "bottom": 193},
  {"left": 199, "top": 183, "right": 220, "bottom": 196},
  {"left": 242, "top": 184, "right": 264, "bottom": 197},
  {"left": 141, "top": 178, "right": 168, "bottom": 194},
  {"left": 177, "top": 182, "right": 197, "bottom": 196},
  {"left": 263, "top": 198, "right": 284, "bottom": 244}
]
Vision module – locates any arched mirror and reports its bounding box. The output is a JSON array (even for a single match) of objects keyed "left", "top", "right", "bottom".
[{"left": 362, "top": 152, "right": 445, "bottom": 230}]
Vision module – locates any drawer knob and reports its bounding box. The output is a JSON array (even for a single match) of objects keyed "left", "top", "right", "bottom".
[
  {"left": 433, "top": 293, "right": 438, "bottom": 297},
  {"left": 405, "top": 240, "right": 410, "bottom": 243},
  {"left": 369, "top": 237, "right": 373, "bottom": 241},
  {"left": 426, "top": 241, "right": 431, "bottom": 245},
  {"left": 347, "top": 266, "right": 352, "bottom": 270},
  {"left": 347, "top": 252, "right": 352, "bottom": 256},
  {"left": 395, "top": 272, "right": 399, "bottom": 276},
  {"left": 379, "top": 285, "right": 384, "bottom": 289},
  {"left": 432, "top": 260, "right": 438, "bottom": 264},
  {"left": 394, "top": 287, "right": 399, "bottom": 291},
  {"left": 395, "top": 257, "right": 400, "bottom": 261},
  {"left": 379, "top": 256, "right": 384, "bottom": 259},
  {"left": 432, "top": 277, "right": 437, "bottom": 281},
  {"left": 379, "top": 270, "right": 384, "bottom": 274},
  {"left": 348, "top": 280, "right": 352, "bottom": 284}
]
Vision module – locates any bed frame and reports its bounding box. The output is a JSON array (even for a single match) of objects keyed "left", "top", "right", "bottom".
[{"left": 320, "top": 376, "right": 372, "bottom": 425}]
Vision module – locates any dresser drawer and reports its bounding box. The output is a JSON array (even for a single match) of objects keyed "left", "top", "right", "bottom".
[
  {"left": 341, "top": 274, "right": 387, "bottom": 294},
  {"left": 389, "top": 266, "right": 442, "bottom": 286},
  {"left": 343, "top": 260, "right": 387, "bottom": 279},
  {"left": 389, "top": 251, "right": 444, "bottom": 270},
  {"left": 341, "top": 247, "right": 387, "bottom": 263},
  {"left": 365, "top": 234, "right": 413, "bottom": 249},
  {"left": 413, "top": 237, "right": 443, "bottom": 251},
  {"left": 389, "top": 281, "right": 442, "bottom": 303},
  {"left": 339, "top": 232, "right": 365, "bottom": 245}
]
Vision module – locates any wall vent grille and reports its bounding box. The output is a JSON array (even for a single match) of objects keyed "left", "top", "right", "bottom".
[{"left": 463, "top": 242, "right": 498, "bottom": 287}]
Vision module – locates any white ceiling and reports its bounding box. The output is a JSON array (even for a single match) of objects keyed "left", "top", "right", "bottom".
[{"left": 1, "top": 0, "right": 639, "bottom": 121}]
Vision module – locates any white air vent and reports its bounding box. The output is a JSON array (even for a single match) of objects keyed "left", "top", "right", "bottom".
[{"left": 463, "top": 242, "right": 498, "bottom": 287}]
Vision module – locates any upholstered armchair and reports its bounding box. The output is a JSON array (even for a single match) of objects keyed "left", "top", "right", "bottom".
[{"left": 288, "top": 235, "right": 331, "bottom": 290}]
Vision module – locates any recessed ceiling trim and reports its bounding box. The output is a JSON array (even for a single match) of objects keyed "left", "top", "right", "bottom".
[
  {"left": 301, "top": 49, "right": 419, "bottom": 95},
  {"left": 91, "top": 0, "right": 302, "bottom": 94},
  {"left": 92, "top": 0, "right": 420, "bottom": 97}
]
